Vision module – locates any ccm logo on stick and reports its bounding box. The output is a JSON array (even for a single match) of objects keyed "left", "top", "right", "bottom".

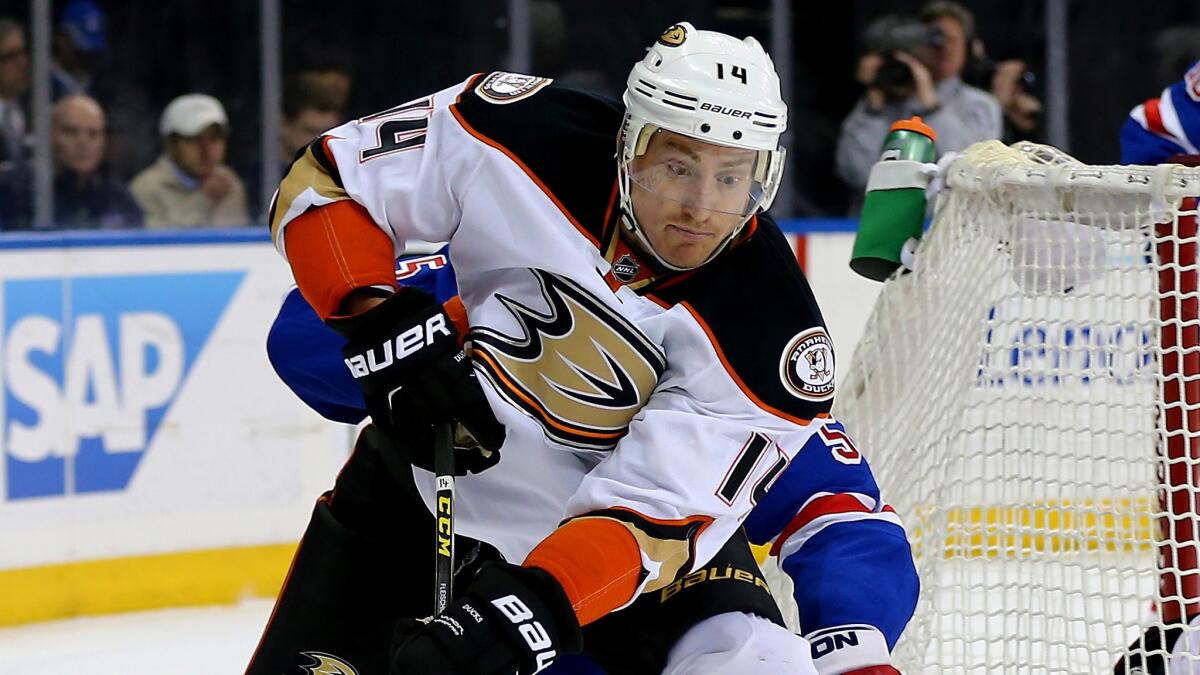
[
  {"left": 343, "top": 314, "right": 451, "bottom": 377},
  {"left": 491, "top": 595, "right": 556, "bottom": 669}
]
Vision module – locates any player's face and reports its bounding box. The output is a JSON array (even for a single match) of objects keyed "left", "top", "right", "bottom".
[{"left": 629, "top": 130, "right": 755, "bottom": 269}]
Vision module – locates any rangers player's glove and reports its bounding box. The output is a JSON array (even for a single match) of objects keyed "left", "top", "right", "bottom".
[
  {"left": 328, "top": 286, "right": 505, "bottom": 474},
  {"left": 806, "top": 624, "right": 899, "bottom": 675},
  {"left": 390, "top": 561, "right": 582, "bottom": 675}
]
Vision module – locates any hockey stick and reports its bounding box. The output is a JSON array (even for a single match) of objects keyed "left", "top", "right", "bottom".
[{"left": 433, "top": 421, "right": 455, "bottom": 614}]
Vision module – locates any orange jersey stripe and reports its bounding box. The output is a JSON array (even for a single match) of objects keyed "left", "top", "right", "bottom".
[
  {"left": 443, "top": 295, "right": 470, "bottom": 346},
  {"left": 524, "top": 518, "right": 642, "bottom": 626},
  {"left": 284, "top": 201, "right": 398, "bottom": 320}
]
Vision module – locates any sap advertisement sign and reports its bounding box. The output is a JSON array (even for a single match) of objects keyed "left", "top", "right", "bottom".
[
  {"left": 4, "top": 272, "right": 241, "bottom": 499},
  {"left": 0, "top": 239, "right": 348, "bottom": 570}
]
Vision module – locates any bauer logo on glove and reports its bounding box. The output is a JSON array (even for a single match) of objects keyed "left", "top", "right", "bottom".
[
  {"left": 342, "top": 312, "right": 453, "bottom": 378},
  {"left": 327, "top": 286, "right": 507, "bottom": 462}
]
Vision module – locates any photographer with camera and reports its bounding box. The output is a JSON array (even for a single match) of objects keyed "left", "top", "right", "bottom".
[
  {"left": 836, "top": 1, "right": 1001, "bottom": 211},
  {"left": 957, "top": 22, "right": 1043, "bottom": 141}
]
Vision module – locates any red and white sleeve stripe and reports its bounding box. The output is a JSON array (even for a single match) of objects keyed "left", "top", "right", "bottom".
[
  {"left": 769, "top": 491, "right": 904, "bottom": 560},
  {"left": 1131, "top": 89, "right": 1200, "bottom": 155}
]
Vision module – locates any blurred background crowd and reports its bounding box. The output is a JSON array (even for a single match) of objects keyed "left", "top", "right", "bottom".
[{"left": 0, "top": 0, "right": 1195, "bottom": 231}]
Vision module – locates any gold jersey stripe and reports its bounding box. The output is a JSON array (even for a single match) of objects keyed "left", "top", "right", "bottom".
[{"left": 269, "top": 142, "right": 349, "bottom": 240}]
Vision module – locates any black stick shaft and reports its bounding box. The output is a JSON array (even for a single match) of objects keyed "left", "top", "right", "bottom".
[{"left": 433, "top": 422, "right": 455, "bottom": 614}]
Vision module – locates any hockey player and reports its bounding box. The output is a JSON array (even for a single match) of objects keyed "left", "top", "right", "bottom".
[
  {"left": 1121, "top": 60, "right": 1200, "bottom": 166},
  {"left": 264, "top": 249, "right": 918, "bottom": 674},
  {"left": 1116, "top": 59, "right": 1200, "bottom": 675},
  {"left": 249, "top": 22, "right": 916, "bottom": 675}
]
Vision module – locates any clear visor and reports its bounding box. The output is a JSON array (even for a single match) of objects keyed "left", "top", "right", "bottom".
[{"left": 625, "top": 127, "right": 773, "bottom": 218}]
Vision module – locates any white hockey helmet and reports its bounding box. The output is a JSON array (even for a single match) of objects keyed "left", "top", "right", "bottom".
[{"left": 618, "top": 22, "right": 788, "bottom": 270}]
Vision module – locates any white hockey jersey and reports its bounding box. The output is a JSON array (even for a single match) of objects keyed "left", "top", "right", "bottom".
[{"left": 270, "top": 72, "right": 840, "bottom": 603}]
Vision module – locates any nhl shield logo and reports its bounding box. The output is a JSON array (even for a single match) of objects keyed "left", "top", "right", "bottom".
[
  {"left": 612, "top": 254, "right": 641, "bottom": 284},
  {"left": 779, "top": 327, "right": 835, "bottom": 401}
]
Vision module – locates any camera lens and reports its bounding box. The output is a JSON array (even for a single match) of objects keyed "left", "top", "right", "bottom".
[{"left": 926, "top": 25, "right": 945, "bottom": 49}]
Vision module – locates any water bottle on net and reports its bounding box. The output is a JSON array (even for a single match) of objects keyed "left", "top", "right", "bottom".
[{"left": 850, "top": 116, "right": 937, "bottom": 281}]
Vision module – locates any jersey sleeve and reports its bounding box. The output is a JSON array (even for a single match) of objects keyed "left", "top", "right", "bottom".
[
  {"left": 743, "top": 420, "right": 918, "bottom": 651},
  {"left": 269, "top": 75, "right": 486, "bottom": 257},
  {"left": 1121, "top": 63, "right": 1200, "bottom": 165},
  {"left": 265, "top": 250, "right": 459, "bottom": 423}
]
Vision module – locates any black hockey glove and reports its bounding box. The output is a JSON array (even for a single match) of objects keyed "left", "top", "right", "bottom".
[
  {"left": 1114, "top": 619, "right": 1191, "bottom": 674},
  {"left": 390, "top": 561, "right": 583, "bottom": 675},
  {"left": 378, "top": 420, "right": 501, "bottom": 477},
  {"left": 328, "top": 287, "right": 504, "bottom": 474}
]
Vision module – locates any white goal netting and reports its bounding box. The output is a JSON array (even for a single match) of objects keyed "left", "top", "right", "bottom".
[{"left": 830, "top": 141, "right": 1200, "bottom": 673}]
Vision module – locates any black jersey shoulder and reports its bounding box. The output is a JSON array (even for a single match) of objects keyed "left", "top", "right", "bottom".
[
  {"left": 649, "top": 215, "right": 834, "bottom": 423},
  {"left": 451, "top": 73, "right": 623, "bottom": 242}
]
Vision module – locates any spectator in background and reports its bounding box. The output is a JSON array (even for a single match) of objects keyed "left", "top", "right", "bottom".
[
  {"left": 0, "top": 19, "right": 29, "bottom": 167},
  {"left": 242, "top": 74, "right": 346, "bottom": 222},
  {"left": 961, "top": 34, "right": 1042, "bottom": 142},
  {"left": 983, "top": 58, "right": 1041, "bottom": 141},
  {"left": 284, "top": 43, "right": 353, "bottom": 115},
  {"left": 0, "top": 94, "right": 140, "bottom": 230},
  {"left": 52, "top": 0, "right": 108, "bottom": 100},
  {"left": 280, "top": 95, "right": 341, "bottom": 165},
  {"left": 130, "top": 93, "right": 248, "bottom": 229},
  {"left": 835, "top": 2, "right": 1001, "bottom": 211},
  {"left": 278, "top": 73, "right": 340, "bottom": 164}
]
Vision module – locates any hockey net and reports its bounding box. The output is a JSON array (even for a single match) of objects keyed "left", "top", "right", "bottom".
[{"left": 827, "top": 141, "right": 1200, "bottom": 673}]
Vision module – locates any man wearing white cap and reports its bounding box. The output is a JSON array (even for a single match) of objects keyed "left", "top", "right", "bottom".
[{"left": 130, "top": 93, "right": 249, "bottom": 229}]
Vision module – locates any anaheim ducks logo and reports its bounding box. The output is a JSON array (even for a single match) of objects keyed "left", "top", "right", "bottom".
[
  {"left": 658, "top": 24, "right": 687, "bottom": 47},
  {"left": 299, "top": 651, "right": 359, "bottom": 675},
  {"left": 779, "top": 327, "right": 835, "bottom": 402},
  {"left": 471, "top": 269, "right": 666, "bottom": 451}
]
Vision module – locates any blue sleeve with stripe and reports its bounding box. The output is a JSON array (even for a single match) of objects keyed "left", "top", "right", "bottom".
[
  {"left": 743, "top": 421, "right": 918, "bottom": 648},
  {"left": 265, "top": 249, "right": 457, "bottom": 424},
  {"left": 1121, "top": 61, "right": 1200, "bottom": 164},
  {"left": 1120, "top": 117, "right": 1187, "bottom": 165}
]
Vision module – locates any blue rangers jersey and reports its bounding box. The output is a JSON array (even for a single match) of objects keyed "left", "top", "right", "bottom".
[{"left": 1121, "top": 60, "right": 1200, "bottom": 164}]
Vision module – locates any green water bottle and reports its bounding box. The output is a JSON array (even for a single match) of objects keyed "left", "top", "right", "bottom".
[{"left": 850, "top": 116, "right": 937, "bottom": 281}]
